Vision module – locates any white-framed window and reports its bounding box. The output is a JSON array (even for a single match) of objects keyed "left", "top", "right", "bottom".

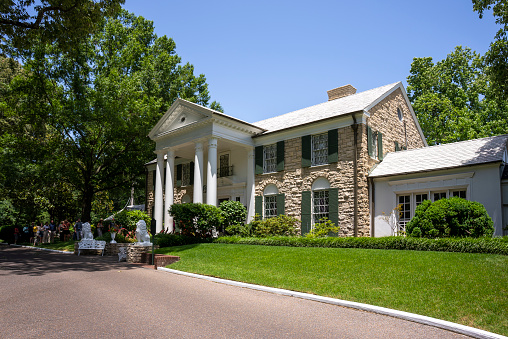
[
  {"left": 313, "top": 190, "right": 329, "bottom": 224},
  {"left": 263, "top": 144, "right": 277, "bottom": 173},
  {"left": 451, "top": 190, "right": 466, "bottom": 199},
  {"left": 182, "top": 163, "right": 191, "bottom": 186},
  {"left": 263, "top": 184, "right": 278, "bottom": 218},
  {"left": 264, "top": 195, "right": 277, "bottom": 218},
  {"left": 432, "top": 191, "right": 447, "bottom": 201},
  {"left": 415, "top": 193, "right": 428, "bottom": 207},
  {"left": 311, "top": 133, "right": 328, "bottom": 166},
  {"left": 397, "top": 195, "right": 411, "bottom": 233}
]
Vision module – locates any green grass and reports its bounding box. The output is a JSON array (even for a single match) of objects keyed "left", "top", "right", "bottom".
[
  {"left": 156, "top": 243, "right": 508, "bottom": 336},
  {"left": 21, "top": 240, "right": 76, "bottom": 252}
]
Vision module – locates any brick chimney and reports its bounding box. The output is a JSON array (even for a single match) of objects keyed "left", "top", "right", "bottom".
[{"left": 327, "top": 84, "right": 357, "bottom": 101}]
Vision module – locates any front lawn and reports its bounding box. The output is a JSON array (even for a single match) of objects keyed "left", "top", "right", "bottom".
[{"left": 156, "top": 243, "right": 508, "bottom": 336}]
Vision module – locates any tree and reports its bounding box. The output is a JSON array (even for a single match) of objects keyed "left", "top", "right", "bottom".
[
  {"left": 407, "top": 46, "right": 507, "bottom": 145},
  {"left": 0, "top": 0, "right": 124, "bottom": 55},
  {"left": 2, "top": 11, "right": 222, "bottom": 222}
]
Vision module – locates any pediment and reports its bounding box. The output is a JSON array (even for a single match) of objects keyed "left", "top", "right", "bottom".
[{"left": 149, "top": 99, "right": 211, "bottom": 139}]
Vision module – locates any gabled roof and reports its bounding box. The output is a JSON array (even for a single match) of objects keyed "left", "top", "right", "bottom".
[
  {"left": 370, "top": 134, "right": 508, "bottom": 178},
  {"left": 252, "top": 82, "right": 401, "bottom": 134}
]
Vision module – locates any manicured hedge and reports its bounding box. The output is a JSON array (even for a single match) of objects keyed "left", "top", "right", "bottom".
[
  {"left": 213, "top": 235, "right": 508, "bottom": 255},
  {"left": 154, "top": 233, "right": 212, "bottom": 247}
]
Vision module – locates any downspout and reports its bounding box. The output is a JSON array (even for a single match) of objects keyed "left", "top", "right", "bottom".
[
  {"left": 352, "top": 115, "right": 359, "bottom": 237},
  {"left": 370, "top": 176, "right": 375, "bottom": 237}
]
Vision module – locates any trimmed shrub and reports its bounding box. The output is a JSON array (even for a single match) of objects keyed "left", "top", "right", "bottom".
[
  {"left": 406, "top": 197, "right": 494, "bottom": 238},
  {"left": 154, "top": 233, "right": 211, "bottom": 247},
  {"left": 220, "top": 201, "right": 247, "bottom": 233},
  {"left": 305, "top": 218, "right": 339, "bottom": 238},
  {"left": 250, "top": 215, "right": 299, "bottom": 237},
  {"left": 213, "top": 235, "right": 508, "bottom": 255},
  {"left": 169, "top": 203, "right": 222, "bottom": 237}
]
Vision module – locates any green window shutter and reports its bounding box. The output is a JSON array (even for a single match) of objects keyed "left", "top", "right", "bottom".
[
  {"left": 377, "top": 132, "right": 383, "bottom": 160},
  {"left": 367, "top": 126, "right": 373, "bottom": 158},
  {"left": 395, "top": 141, "right": 399, "bottom": 152},
  {"left": 176, "top": 164, "right": 182, "bottom": 187},
  {"left": 276, "top": 193, "right": 285, "bottom": 216},
  {"left": 276, "top": 141, "right": 285, "bottom": 172},
  {"left": 189, "top": 162, "right": 194, "bottom": 185},
  {"left": 255, "top": 146, "right": 264, "bottom": 174},
  {"left": 255, "top": 196, "right": 263, "bottom": 218},
  {"left": 301, "top": 135, "right": 311, "bottom": 168},
  {"left": 164, "top": 168, "right": 167, "bottom": 187},
  {"left": 301, "top": 191, "right": 311, "bottom": 235},
  {"left": 152, "top": 170, "right": 156, "bottom": 189},
  {"left": 328, "top": 129, "right": 338, "bottom": 163},
  {"left": 328, "top": 188, "right": 339, "bottom": 231}
]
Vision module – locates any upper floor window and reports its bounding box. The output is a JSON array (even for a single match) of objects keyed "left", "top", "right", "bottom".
[
  {"left": 311, "top": 133, "right": 328, "bottom": 166},
  {"left": 367, "top": 126, "right": 383, "bottom": 160},
  {"left": 263, "top": 144, "right": 277, "bottom": 173},
  {"left": 219, "top": 152, "right": 233, "bottom": 177}
]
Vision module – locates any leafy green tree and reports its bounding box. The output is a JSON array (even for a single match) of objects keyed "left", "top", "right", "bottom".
[
  {"left": 407, "top": 46, "right": 507, "bottom": 145},
  {"left": 2, "top": 11, "right": 222, "bottom": 222},
  {"left": 0, "top": 0, "right": 124, "bottom": 55}
]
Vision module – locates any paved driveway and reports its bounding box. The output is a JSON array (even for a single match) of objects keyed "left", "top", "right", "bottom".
[{"left": 0, "top": 247, "right": 469, "bottom": 338}]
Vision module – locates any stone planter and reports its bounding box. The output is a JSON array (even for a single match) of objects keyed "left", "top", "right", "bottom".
[
  {"left": 104, "top": 243, "right": 129, "bottom": 256},
  {"left": 127, "top": 244, "right": 159, "bottom": 263}
]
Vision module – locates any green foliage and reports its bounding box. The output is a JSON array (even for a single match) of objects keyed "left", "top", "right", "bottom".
[
  {"left": 406, "top": 197, "right": 494, "bottom": 238},
  {"left": 249, "top": 215, "right": 300, "bottom": 237},
  {"left": 214, "top": 235, "right": 508, "bottom": 255},
  {"left": 0, "top": 0, "right": 125, "bottom": 55},
  {"left": 305, "top": 218, "right": 339, "bottom": 238},
  {"left": 219, "top": 200, "right": 246, "bottom": 233},
  {"left": 0, "top": 199, "right": 17, "bottom": 228},
  {"left": 169, "top": 203, "right": 222, "bottom": 237},
  {"left": 113, "top": 209, "right": 151, "bottom": 232}
]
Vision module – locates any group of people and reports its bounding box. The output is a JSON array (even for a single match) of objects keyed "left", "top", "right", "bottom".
[{"left": 14, "top": 218, "right": 110, "bottom": 245}]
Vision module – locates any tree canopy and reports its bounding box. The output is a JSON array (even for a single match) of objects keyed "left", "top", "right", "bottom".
[
  {"left": 0, "top": 0, "right": 124, "bottom": 55},
  {"left": 0, "top": 11, "right": 222, "bottom": 222},
  {"left": 407, "top": 1, "right": 508, "bottom": 145}
]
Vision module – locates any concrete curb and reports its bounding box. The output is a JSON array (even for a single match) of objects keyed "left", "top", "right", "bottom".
[
  {"left": 9, "top": 244, "right": 73, "bottom": 254},
  {"left": 158, "top": 267, "right": 506, "bottom": 339}
]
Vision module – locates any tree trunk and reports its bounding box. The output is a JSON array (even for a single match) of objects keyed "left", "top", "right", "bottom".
[{"left": 82, "top": 187, "right": 94, "bottom": 222}]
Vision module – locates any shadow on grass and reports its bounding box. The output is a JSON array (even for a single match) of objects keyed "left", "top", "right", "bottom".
[
  {"left": 0, "top": 246, "right": 135, "bottom": 277},
  {"left": 156, "top": 243, "right": 203, "bottom": 253}
]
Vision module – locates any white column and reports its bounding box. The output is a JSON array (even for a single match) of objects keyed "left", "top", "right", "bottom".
[
  {"left": 193, "top": 142, "right": 204, "bottom": 203},
  {"left": 207, "top": 138, "right": 218, "bottom": 206},
  {"left": 164, "top": 149, "right": 175, "bottom": 233},
  {"left": 153, "top": 151, "right": 164, "bottom": 233},
  {"left": 246, "top": 147, "right": 255, "bottom": 222}
]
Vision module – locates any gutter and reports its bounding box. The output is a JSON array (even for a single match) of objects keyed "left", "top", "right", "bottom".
[{"left": 352, "top": 116, "right": 359, "bottom": 237}]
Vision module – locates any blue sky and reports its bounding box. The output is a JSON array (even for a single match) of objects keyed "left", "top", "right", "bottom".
[{"left": 123, "top": 0, "right": 499, "bottom": 123}]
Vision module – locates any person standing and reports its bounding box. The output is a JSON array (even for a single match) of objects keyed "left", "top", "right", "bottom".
[
  {"left": 29, "top": 222, "right": 35, "bottom": 245},
  {"left": 42, "top": 222, "right": 50, "bottom": 243},
  {"left": 96, "top": 219, "right": 104, "bottom": 237},
  {"left": 13, "top": 226, "right": 20, "bottom": 244},
  {"left": 22, "top": 225, "right": 29, "bottom": 243},
  {"left": 74, "top": 218, "right": 83, "bottom": 241},
  {"left": 49, "top": 220, "right": 56, "bottom": 243}
]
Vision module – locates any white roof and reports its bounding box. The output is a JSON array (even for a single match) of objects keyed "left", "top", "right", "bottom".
[
  {"left": 370, "top": 134, "right": 508, "bottom": 178},
  {"left": 253, "top": 82, "right": 400, "bottom": 133}
]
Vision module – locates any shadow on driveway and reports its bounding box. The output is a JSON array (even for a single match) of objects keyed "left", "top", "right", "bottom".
[{"left": 0, "top": 246, "right": 136, "bottom": 276}]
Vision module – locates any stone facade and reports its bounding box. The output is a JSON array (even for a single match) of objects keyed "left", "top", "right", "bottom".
[{"left": 255, "top": 88, "right": 425, "bottom": 237}]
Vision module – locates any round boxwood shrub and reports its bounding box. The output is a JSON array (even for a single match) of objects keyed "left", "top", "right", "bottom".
[{"left": 406, "top": 197, "right": 494, "bottom": 238}]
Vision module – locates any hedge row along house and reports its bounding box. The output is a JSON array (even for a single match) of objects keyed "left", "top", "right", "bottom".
[{"left": 145, "top": 82, "right": 508, "bottom": 237}]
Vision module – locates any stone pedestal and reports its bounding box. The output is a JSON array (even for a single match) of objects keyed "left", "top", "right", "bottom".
[
  {"left": 105, "top": 243, "right": 129, "bottom": 256},
  {"left": 127, "top": 244, "right": 159, "bottom": 263}
]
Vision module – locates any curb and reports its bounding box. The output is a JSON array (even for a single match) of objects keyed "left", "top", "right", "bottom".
[
  {"left": 8, "top": 244, "right": 73, "bottom": 254},
  {"left": 157, "top": 267, "right": 506, "bottom": 339}
]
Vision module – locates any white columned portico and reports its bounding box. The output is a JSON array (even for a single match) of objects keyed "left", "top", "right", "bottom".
[
  {"left": 193, "top": 142, "right": 204, "bottom": 203},
  {"left": 246, "top": 148, "right": 255, "bottom": 222},
  {"left": 206, "top": 137, "right": 218, "bottom": 206},
  {"left": 164, "top": 149, "right": 175, "bottom": 233},
  {"left": 153, "top": 151, "right": 164, "bottom": 233}
]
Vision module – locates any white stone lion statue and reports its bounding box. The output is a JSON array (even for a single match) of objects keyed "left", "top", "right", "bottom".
[
  {"left": 136, "top": 220, "right": 151, "bottom": 245},
  {"left": 82, "top": 222, "right": 94, "bottom": 240}
]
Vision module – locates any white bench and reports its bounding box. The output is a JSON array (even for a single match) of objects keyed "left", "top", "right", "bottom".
[{"left": 78, "top": 240, "right": 107, "bottom": 256}]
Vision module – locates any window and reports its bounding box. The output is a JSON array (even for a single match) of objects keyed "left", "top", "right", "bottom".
[
  {"left": 311, "top": 133, "right": 328, "bottom": 166},
  {"left": 264, "top": 195, "right": 277, "bottom": 218},
  {"left": 182, "top": 163, "right": 191, "bottom": 186},
  {"left": 219, "top": 153, "right": 232, "bottom": 177},
  {"left": 313, "top": 190, "right": 329, "bottom": 224},
  {"left": 432, "top": 192, "right": 447, "bottom": 201},
  {"left": 451, "top": 190, "right": 466, "bottom": 199},
  {"left": 263, "top": 144, "right": 277, "bottom": 173},
  {"left": 397, "top": 107, "right": 404, "bottom": 122},
  {"left": 397, "top": 195, "right": 411, "bottom": 233},
  {"left": 415, "top": 193, "right": 428, "bottom": 207},
  {"left": 367, "top": 126, "right": 383, "bottom": 160}
]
